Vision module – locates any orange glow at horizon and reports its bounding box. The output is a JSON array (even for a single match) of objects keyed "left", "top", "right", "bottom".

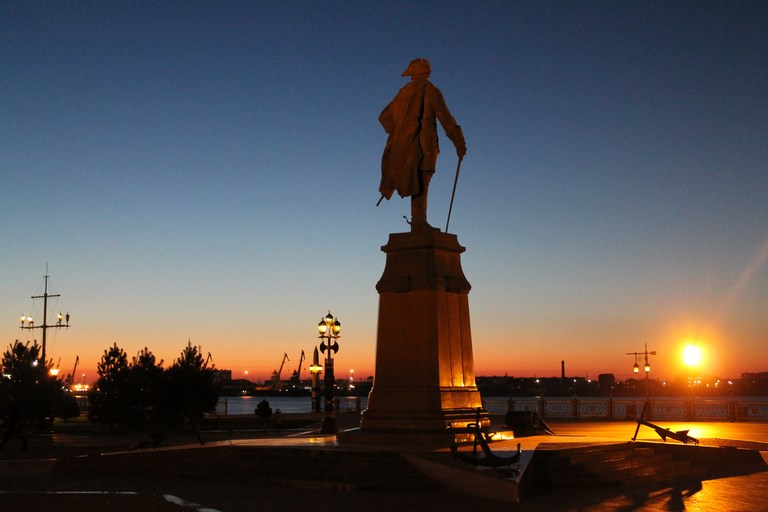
[{"left": 12, "top": 313, "right": 761, "bottom": 386}]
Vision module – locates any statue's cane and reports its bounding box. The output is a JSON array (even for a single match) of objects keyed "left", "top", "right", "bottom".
[{"left": 444, "top": 156, "right": 464, "bottom": 233}]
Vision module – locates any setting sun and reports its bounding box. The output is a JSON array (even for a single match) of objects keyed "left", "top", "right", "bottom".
[{"left": 682, "top": 344, "right": 703, "bottom": 367}]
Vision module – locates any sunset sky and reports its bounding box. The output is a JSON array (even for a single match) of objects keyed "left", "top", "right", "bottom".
[{"left": 2, "top": 1, "right": 767, "bottom": 384}]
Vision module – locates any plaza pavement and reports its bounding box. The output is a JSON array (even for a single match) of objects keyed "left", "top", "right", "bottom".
[{"left": 1, "top": 413, "right": 767, "bottom": 511}]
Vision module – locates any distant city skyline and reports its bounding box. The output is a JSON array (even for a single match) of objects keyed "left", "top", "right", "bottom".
[{"left": 2, "top": 2, "right": 767, "bottom": 383}]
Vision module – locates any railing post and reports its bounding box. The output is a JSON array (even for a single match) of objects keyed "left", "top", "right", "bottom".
[{"left": 685, "top": 397, "right": 694, "bottom": 421}]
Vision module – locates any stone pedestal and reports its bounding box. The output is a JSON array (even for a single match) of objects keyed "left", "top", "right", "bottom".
[{"left": 359, "top": 230, "right": 488, "bottom": 441}]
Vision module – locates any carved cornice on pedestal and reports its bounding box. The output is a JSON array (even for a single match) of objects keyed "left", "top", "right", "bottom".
[{"left": 376, "top": 231, "right": 471, "bottom": 293}]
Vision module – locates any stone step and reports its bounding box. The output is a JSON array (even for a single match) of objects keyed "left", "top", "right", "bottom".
[
  {"left": 520, "top": 441, "right": 768, "bottom": 500},
  {"left": 573, "top": 453, "right": 680, "bottom": 474},
  {"left": 533, "top": 443, "right": 702, "bottom": 487},
  {"left": 567, "top": 446, "right": 656, "bottom": 465},
  {"left": 544, "top": 447, "right": 666, "bottom": 473}
]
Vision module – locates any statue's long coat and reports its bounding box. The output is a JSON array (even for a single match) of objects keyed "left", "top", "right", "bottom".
[{"left": 379, "top": 78, "right": 463, "bottom": 199}]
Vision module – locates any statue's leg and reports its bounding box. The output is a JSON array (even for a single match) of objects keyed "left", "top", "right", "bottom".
[{"left": 411, "top": 169, "right": 435, "bottom": 231}]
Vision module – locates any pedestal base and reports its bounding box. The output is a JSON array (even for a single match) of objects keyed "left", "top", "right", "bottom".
[{"left": 358, "top": 230, "right": 489, "bottom": 440}]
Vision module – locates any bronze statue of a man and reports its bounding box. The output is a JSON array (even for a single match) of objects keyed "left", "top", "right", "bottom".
[{"left": 378, "top": 58, "right": 467, "bottom": 231}]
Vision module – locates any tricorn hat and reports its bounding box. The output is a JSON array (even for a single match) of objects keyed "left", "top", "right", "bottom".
[{"left": 401, "top": 58, "right": 431, "bottom": 76}]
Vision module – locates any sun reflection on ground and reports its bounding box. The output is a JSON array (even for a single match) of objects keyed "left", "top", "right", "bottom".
[{"left": 662, "top": 422, "right": 716, "bottom": 441}]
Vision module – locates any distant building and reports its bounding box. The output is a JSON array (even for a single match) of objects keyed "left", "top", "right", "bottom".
[
  {"left": 475, "top": 371, "right": 768, "bottom": 397},
  {"left": 739, "top": 372, "right": 768, "bottom": 395},
  {"left": 598, "top": 373, "right": 616, "bottom": 392},
  {"left": 212, "top": 369, "right": 232, "bottom": 383},
  {"left": 741, "top": 372, "right": 768, "bottom": 382}
]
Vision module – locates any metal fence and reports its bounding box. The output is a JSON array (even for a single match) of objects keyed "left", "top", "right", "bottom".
[
  {"left": 483, "top": 396, "right": 768, "bottom": 421},
  {"left": 336, "top": 396, "right": 365, "bottom": 413}
]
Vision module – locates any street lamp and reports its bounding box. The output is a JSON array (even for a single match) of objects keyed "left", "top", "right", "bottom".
[
  {"left": 309, "top": 347, "right": 323, "bottom": 413},
  {"left": 317, "top": 311, "right": 340, "bottom": 414},
  {"left": 627, "top": 343, "right": 656, "bottom": 441}
]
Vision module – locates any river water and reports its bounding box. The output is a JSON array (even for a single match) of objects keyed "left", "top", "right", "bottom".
[{"left": 215, "top": 395, "right": 366, "bottom": 415}]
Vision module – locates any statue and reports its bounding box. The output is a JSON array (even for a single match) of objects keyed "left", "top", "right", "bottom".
[{"left": 378, "top": 58, "right": 467, "bottom": 231}]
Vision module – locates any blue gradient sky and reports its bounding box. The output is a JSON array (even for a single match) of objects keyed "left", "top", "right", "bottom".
[{"left": 2, "top": 1, "right": 767, "bottom": 383}]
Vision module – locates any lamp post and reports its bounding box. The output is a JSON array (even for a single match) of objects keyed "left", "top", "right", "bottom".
[
  {"left": 309, "top": 347, "right": 323, "bottom": 413},
  {"left": 317, "top": 311, "right": 341, "bottom": 413},
  {"left": 627, "top": 343, "right": 656, "bottom": 441}
]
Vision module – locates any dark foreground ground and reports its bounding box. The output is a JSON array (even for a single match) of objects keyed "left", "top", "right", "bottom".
[{"left": 1, "top": 413, "right": 767, "bottom": 511}]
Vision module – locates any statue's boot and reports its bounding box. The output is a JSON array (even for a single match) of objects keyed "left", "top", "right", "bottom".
[{"left": 411, "top": 170, "right": 439, "bottom": 232}]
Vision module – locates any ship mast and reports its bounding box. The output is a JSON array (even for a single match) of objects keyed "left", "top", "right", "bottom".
[{"left": 19, "top": 268, "right": 70, "bottom": 363}]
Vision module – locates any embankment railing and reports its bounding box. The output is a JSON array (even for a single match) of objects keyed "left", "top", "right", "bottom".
[{"left": 482, "top": 396, "right": 768, "bottom": 421}]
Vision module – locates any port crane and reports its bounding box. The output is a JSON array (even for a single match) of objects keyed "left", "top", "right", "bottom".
[
  {"left": 287, "top": 350, "right": 306, "bottom": 389},
  {"left": 271, "top": 353, "right": 290, "bottom": 390},
  {"left": 294, "top": 350, "right": 305, "bottom": 381},
  {"left": 66, "top": 355, "right": 79, "bottom": 387}
]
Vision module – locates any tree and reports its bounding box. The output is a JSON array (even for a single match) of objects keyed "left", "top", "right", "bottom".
[
  {"left": 0, "top": 340, "right": 78, "bottom": 449},
  {"left": 125, "top": 347, "right": 164, "bottom": 428},
  {"left": 86, "top": 341, "right": 219, "bottom": 446},
  {"left": 160, "top": 341, "right": 219, "bottom": 430},
  {"left": 88, "top": 343, "right": 130, "bottom": 425}
]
